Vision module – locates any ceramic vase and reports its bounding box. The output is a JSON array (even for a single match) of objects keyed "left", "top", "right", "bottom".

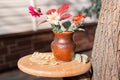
[{"left": 51, "top": 31, "right": 75, "bottom": 61}]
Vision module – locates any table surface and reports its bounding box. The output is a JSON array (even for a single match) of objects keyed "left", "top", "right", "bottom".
[{"left": 17, "top": 53, "right": 91, "bottom": 78}]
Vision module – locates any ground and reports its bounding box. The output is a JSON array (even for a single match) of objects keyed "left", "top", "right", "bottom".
[{"left": 0, "top": 69, "right": 62, "bottom": 80}]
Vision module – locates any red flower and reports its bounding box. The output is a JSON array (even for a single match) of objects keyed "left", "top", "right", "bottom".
[
  {"left": 28, "top": 6, "right": 42, "bottom": 17},
  {"left": 46, "top": 3, "right": 71, "bottom": 21},
  {"left": 46, "top": 9, "right": 56, "bottom": 15},
  {"left": 73, "top": 14, "right": 85, "bottom": 25},
  {"left": 57, "top": 3, "right": 69, "bottom": 15}
]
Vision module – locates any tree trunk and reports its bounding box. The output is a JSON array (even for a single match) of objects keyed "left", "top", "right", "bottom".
[{"left": 92, "top": 0, "right": 120, "bottom": 80}]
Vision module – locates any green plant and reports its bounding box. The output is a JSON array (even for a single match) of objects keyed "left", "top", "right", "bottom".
[{"left": 79, "top": 0, "right": 101, "bottom": 18}]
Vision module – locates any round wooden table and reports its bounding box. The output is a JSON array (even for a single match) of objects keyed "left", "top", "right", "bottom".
[{"left": 17, "top": 53, "right": 91, "bottom": 79}]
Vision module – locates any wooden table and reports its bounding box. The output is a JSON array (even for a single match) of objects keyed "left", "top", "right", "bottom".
[{"left": 17, "top": 53, "right": 91, "bottom": 79}]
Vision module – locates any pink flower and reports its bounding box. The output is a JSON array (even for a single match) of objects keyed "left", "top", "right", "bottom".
[{"left": 28, "top": 6, "right": 42, "bottom": 17}]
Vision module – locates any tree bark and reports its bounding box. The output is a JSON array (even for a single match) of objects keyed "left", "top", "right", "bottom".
[{"left": 92, "top": 0, "right": 120, "bottom": 80}]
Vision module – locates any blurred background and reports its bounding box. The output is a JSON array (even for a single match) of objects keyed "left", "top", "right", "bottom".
[{"left": 0, "top": 0, "right": 101, "bottom": 80}]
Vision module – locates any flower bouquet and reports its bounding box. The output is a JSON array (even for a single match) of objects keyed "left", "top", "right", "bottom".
[
  {"left": 28, "top": 3, "right": 86, "bottom": 61},
  {"left": 28, "top": 3, "right": 85, "bottom": 32}
]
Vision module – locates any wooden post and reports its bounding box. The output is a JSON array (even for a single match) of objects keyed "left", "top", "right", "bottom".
[{"left": 30, "top": 0, "right": 37, "bottom": 31}]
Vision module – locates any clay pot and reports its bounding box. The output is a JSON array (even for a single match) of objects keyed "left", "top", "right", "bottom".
[{"left": 51, "top": 31, "right": 75, "bottom": 61}]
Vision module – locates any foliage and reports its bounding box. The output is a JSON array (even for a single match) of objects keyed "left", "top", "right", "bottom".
[{"left": 79, "top": 0, "right": 101, "bottom": 18}]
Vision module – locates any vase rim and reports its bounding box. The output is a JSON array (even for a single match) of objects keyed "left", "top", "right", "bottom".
[{"left": 53, "top": 31, "right": 73, "bottom": 34}]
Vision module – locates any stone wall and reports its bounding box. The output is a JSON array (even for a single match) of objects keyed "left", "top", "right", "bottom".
[{"left": 0, "top": 29, "right": 53, "bottom": 71}]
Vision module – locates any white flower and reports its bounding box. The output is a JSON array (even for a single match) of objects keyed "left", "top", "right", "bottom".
[{"left": 47, "top": 11, "right": 60, "bottom": 25}]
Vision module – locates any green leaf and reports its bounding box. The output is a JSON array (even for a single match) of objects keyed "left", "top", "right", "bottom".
[
  {"left": 60, "top": 25, "right": 66, "bottom": 32},
  {"left": 62, "top": 21, "right": 71, "bottom": 29},
  {"left": 52, "top": 25, "right": 62, "bottom": 32}
]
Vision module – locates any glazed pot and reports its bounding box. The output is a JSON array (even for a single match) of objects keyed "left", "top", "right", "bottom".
[{"left": 51, "top": 31, "right": 75, "bottom": 61}]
